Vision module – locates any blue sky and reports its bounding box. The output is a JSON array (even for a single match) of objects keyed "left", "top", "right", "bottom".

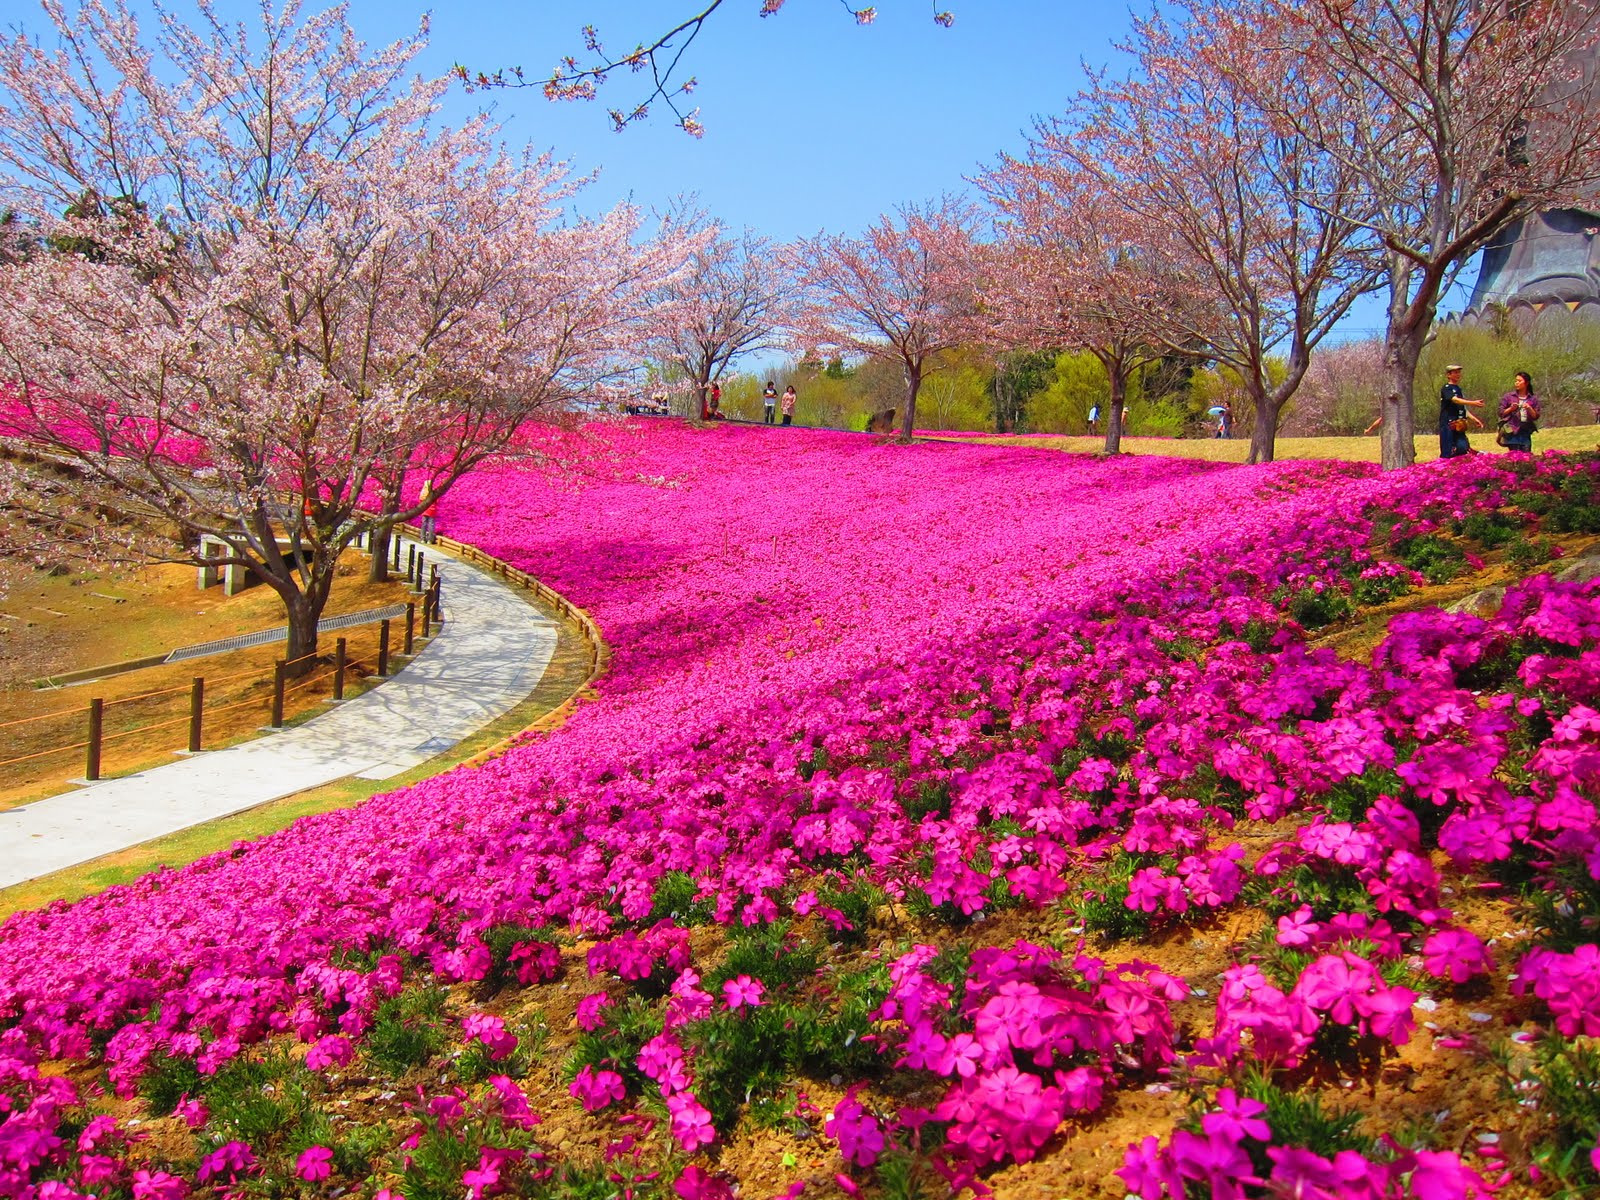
[
  {"left": 339, "top": 1, "right": 1133, "bottom": 237},
  {"left": 360, "top": 0, "right": 1456, "bottom": 340}
]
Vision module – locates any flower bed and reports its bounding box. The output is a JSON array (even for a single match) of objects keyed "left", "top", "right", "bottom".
[{"left": 3, "top": 424, "right": 1600, "bottom": 1198}]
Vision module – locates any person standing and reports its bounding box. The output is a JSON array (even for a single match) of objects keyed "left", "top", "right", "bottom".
[
  {"left": 709, "top": 381, "right": 723, "bottom": 419},
  {"left": 1219, "top": 400, "right": 1233, "bottom": 439},
  {"left": 780, "top": 385, "right": 797, "bottom": 426},
  {"left": 763, "top": 381, "right": 778, "bottom": 424},
  {"left": 1438, "top": 363, "right": 1484, "bottom": 459},
  {"left": 419, "top": 480, "right": 438, "bottom": 544},
  {"left": 1087, "top": 404, "right": 1099, "bottom": 434},
  {"left": 1497, "top": 371, "right": 1541, "bottom": 453}
]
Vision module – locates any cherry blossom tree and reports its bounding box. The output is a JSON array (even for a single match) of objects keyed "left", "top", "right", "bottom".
[
  {"left": 647, "top": 202, "right": 793, "bottom": 423},
  {"left": 460, "top": 1, "right": 955, "bottom": 134},
  {"left": 0, "top": 0, "right": 679, "bottom": 667},
  {"left": 981, "top": 158, "right": 1196, "bottom": 455},
  {"left": 788, "top": 198, "right": 986, "bottom": 442},
  {"left": 1237, "top": 0, "right": 1600, "bottom": 469},
  {"left": 1043, "top": 4, "right": 1380, "bottom": 465}
]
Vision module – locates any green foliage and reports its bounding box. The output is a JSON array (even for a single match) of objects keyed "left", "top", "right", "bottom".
[
  {"left": 139, "top": 1049, "right": 204, "bottom": 1116},
  {"left": 1239, "top": 1070, "right": 1373, "bottom": 1159},
  {"left": 1509, "top": 535, "right": 1561, "bottom": 569},
  {"left": 365, "top": 983, "right": 450, "bottom": 1078},
  {"left": 1516, "top": 1035, "right": 1600, "bottom": 1194},
  {"left": 650, "top": 870, "right": 715, "bottom": 926},
  {"left": 1392, "top": 533, "right": 1468, "bottom": 584},
  {"left": 900, "top": 778, "right": 953, "bottom": 821},
  {"left": 1320, "top": 766, "right": 1406, "bottom": 824},
  {"left": 1287, "top": 585, "right": 1354, "bottom": 629},
  {"left": 203, "top": 1047, "right": 331, "bottom": 1158},
  {"left": 1457, "top": 510, "right": 1522, "bottom": 549},
  {"left": 1351, "top": 569, "right": 1414, "bottom": 607},
  {"left": 1518, "top": 858, "right": 1600, "bottom": 954},
  {"left": 1073, "top": 853, "right": 1151, "bottom": 941},
  {"left": 707, "top": 921, "right": 821, "bottom": 993},
  {"left": 1026, "top": 351, "right": 1139, "bottom": 435},
  {"left": 398, "top": 1123, "right": 485, "bottom": 1200},
  {"left": 1545, "top": 470, "right": 1600, "bottom": 535},
  {"left": 1245, "top": 862, "right": 1376, "bottom": 922},
  {"left": 564, "top": 994, "right": 663, "bottom": 1089}
]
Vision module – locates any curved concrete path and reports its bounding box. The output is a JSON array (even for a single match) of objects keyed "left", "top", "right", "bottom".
[{"left": 0, "top": 539, "right": 560, "bottom": 888}]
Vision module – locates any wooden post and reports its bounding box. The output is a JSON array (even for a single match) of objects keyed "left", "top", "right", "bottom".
[
  {"left": 415, "top": 552, "right": 425, "bottom": 588},
  {"left": 188, "top": 677, "right": 204, "bottom": 752},
  {"left": 430, "top": 578, "right": 442, "bottom": 628},
  {"left": 271, "top": 660, "right": 286, "bottom": 728},
  {"left": 86, "top": 698, "right": 103, "bottom": 782},
  {"left": 378, "top": 619, "right": 391, "bottom": 677},
  {"left": 407, "top": 545, "right": 416, "bottom": 584},
  {"left": 333, "top": 637, "right": 347, "bottom": 700},
  {"left": 404, "top": 602, "right": 416, "bottom": 654},
  {"left": 391, "top": 534, "right": 400, "bottom": 571},
  {"left": 420, "top": 589, "right": 431, "bottom": 638}
]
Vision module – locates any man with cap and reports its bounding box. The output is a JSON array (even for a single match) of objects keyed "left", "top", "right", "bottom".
[{"left": 1438, "top": 363, "right": 1484, "bottom": 459}]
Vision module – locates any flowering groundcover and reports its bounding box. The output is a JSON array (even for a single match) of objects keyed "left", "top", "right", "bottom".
[{"left": 3, "top": 423, "right": 1600, "bottom": 1198}]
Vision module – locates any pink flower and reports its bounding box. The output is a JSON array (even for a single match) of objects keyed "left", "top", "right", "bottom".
[
  {"left": 1422, "top": 930, "right": 1494, "bottom": 984},
  {"left": 570, "top": 1065, "right": 626, "bottom": 1112},
  {"left": 722, "top": 974, "right": 765, "bottom": 1010},
  {"left": 295, "top": 1146, "right": 333, "bottom": 1182},
  {"left": 667, "top": 1090, "right": 716, "bottom": 1151},
  {"left": 131, "top": 1170, "right": 189, "bottom": 1200},
  {"left": 462, "top": 1012, "right": 519, "bottom": 1061},
  {"left": 826, "top": 1093, "right": 885, "bottom": 1167},
  {"left": 305, "top": 1034, "right": 352, "bottom": 1071}
]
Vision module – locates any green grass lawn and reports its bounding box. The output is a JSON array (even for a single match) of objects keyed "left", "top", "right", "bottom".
[{"left": 934, "top": 424, "right": 1600, "bottom": 462}]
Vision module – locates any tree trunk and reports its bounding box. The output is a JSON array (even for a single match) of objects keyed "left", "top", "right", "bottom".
[
  {"left": 1247, "top": 391, "right": 1280, "bottom": 465},
  {"left": 368, "top": 480, "right": 400, "bottom": 584},
  {"left": 1379, "top": 326, "right": 1426, "bottom": 471},
  {"left": 898, "top": 362, "right": 922, "bottom": 443},
  {"left": 284, "top": 592, "right": 320, "bottom": 676},
  {"left": 1101, "top": 357, "right": 1127, "bottom": 455}
]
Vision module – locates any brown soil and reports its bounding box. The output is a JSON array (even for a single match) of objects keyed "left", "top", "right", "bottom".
[{"left": 0, "top": 555, "right": 417, "bottom": 809}]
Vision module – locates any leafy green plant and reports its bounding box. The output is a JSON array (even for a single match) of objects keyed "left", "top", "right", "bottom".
[
  {"left": 1287, "top": 585, "right": 1355, "bottom": 629},
  {"left": 1508, "top": 535, "right": 1560, "bottom": 569},
  {"left": 1515, "top": 1035, "right": 1600, "bottom": 1195},
  {"left": 1239, "top": 1069, "right": 1373, "bottom": 1160},
  {"left": 1351, "top": 569, "right": 1413, "bottom": 606},
  {"left": 1073, "top": 853, "right": 1152, "bottom": 941},
  {"left": 365, "top": 983, "right": 450, "bottom": 1078},
  {"left": 202, "top": 1047, "right": 331, "bottom": 1157},
  {"left": 1458, "top": 510, "right": 1522, "bottom": 549},
  {"left": 139, "top": 1049, "right": 203, "bottom": 1116},
  {"left": 1392, "top": 533, "right": 1468, "bottom": 584},
  {"left": 649, "top": 871, "right": 715, "bottom": 926}
]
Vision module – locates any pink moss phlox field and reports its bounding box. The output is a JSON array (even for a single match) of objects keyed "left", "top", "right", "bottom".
[{"left": 3, "top": 424, "right": 1600, "bottom": 1196}]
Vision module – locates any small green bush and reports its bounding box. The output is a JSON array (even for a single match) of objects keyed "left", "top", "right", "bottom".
[
  {"left": 1288, "top": 585, "right": 1354, "bottom": 628},
  {"left": 1393, "top": 533, "right": 1468, "bottom": 584},
  {"left": 365, "top": 983, "right": 450, "bottom": 1078}
]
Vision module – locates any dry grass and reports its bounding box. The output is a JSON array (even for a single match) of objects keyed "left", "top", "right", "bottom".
[
  {"left": 0, "top": 556, "right": 419, "bottom": 811},
  {"left": 934, "top": 423, "right": 1600, "bottom": 462},
  {"left": 0, "top": 590, "right": 594, "bottom": 918}
]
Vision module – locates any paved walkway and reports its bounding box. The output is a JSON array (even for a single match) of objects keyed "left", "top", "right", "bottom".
[{"left": 0, "top": 539, "right": 560, "bottom": 888}]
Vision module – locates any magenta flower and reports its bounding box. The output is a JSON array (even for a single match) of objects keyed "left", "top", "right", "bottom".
[
  {"left": 304, "top": 1034, "right": 352, "bottom": 1071},
  {"left": 131, "top": 1170, "right": 190, "bottom": 1200},
  {"left": 462, "top": 1012, "right": 518, "bottom": 1060},
  {"left": 667, "top": 1090, "right": 716, "bottom": 1151},
  {"left": 1422, "top": 930, "right": 1494, "bottom": 984},
  {"left": 722, "top": 974, "right": 765, "bottom": 1010},
  {"left": 569, "top": 1065, "right": 626, "bottom": 1112},
  {"left": 826, "top": 1093, "right": 885, "bottom": 1167},
  {"left": 195, "top": 1141, "right": 255, "bottom": 1184},
  {"left": 295, "top": 1146, "right": 333, "bottom": 1182}
]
